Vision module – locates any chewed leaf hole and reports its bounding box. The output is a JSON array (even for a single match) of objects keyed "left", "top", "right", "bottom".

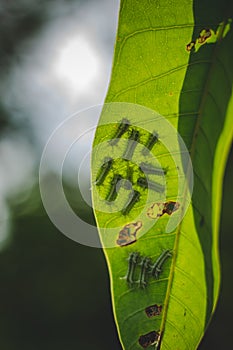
[
  {"left": 138, "top": 330, "right": 160, "bottom": 348},
  {"left": 186, "top": 19, "right": 232, "bottom": 53},
  {"left": 145, "top": 304, "right": 162, "bottom": 317},
  {"left": 116, "top": 221, "right": 142, "bottom": 246},
  {"left": 147, "top": 201, "right": 180, "bottom": 219}
]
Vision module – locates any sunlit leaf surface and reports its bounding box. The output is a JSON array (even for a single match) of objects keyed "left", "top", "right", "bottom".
[{"left": 92, "top": 0, "right": 233, "bottom": 349}]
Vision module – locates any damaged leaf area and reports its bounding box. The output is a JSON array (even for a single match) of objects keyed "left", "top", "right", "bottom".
[
  {"left": 91, "top": 0, "right": 233, "bottom": 349},
  {"left": 92, "top": 105, "right": 185, "bottom": 349},
  {"left": 186, "top": 18, "right": 232, "bottom": 52}
]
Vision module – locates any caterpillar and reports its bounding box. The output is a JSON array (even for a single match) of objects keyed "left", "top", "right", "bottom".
[
  {"left": 95, "top": 157, "right": 113, "bottom": 185},
  {"left": 109, "top": 118, "right": 130, "bottom": 145},
  {"left": 106, "top": 174, "right": 122, "bottom": 202},
  {"left": 121, "top": 190, "right": 141, "bottom": 216},
  {"left": 123, "top": 129, "right": 140, "bottom": 160},
  {"left": 142, "top": 131, "right": 158, "bottom": 155},
  {"left": 150, "top": 250, "right": 172, "bottom": 279},
  {"left": 126, "top": 252, "right": 140, "bottom": 285},
  {"left": 137, "top": 257, "right": 151, "bottom": 289},
  {"left": 137, "top": 177, "right": 165, "bottom": 193},
  {"left": 122, "top": 164, "right": 134, "bottom": 190},
  {"left": 140, "top": 162, "right": 167, "bottom": 176}
]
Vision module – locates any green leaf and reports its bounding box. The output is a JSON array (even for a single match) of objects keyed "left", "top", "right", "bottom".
[{"left": 91, "top": 0, "right": 233, "bottom": 349}]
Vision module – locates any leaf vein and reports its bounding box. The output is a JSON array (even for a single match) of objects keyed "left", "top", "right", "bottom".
[
  {"left": 175, "top": 266, "right": 206, "bottom": 299},
  {"left": 166, "top": 319, "right": 191, "bottom": 349},
  {"left": 169, "top": 293, "right": 203, "bottom": 328},
  {"left": 111, "top": 61, "right": 212, "bottom": 100}
]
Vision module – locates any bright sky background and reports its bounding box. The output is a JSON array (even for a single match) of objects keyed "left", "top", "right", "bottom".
[
  {"left": 0, "top": 0, "right": 120, "bottom": 245},
  {"left": 53, "top": 36, "right": 99, "bottom": 95}
]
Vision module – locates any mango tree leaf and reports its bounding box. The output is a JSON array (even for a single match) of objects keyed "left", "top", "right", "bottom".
[{"left": 91, "top": 0, "right": 233, "bottom": 349}]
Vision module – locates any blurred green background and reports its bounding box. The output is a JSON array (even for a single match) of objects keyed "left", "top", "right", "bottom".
[{"left": 0, "top": 1, "right": 232, "bottom": 349}]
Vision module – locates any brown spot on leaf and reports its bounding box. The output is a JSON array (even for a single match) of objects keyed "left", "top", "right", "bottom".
[
  {"left": 163, "top": 201, "right": 180, "bottom": 215},
  {"left": 147, "top": 201, "right": 180, "bottom": 219},
  {"left": 145, "top": 304, "right": 162, "bottom": 317},
  {"left": 186, "top": 40, "right": 196, "bottom": 52},
  {"left": 198, "top": 28, "right": 211, "bottom": 43},
  {"left": 116, "top": 221, "right": 142, "bottom": 247},
  {"left": 147, "top": 202, "right": 164, "bottom": 219},
  {"left": 138, "top": 331, "right": 160, "bottom": 348}
]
